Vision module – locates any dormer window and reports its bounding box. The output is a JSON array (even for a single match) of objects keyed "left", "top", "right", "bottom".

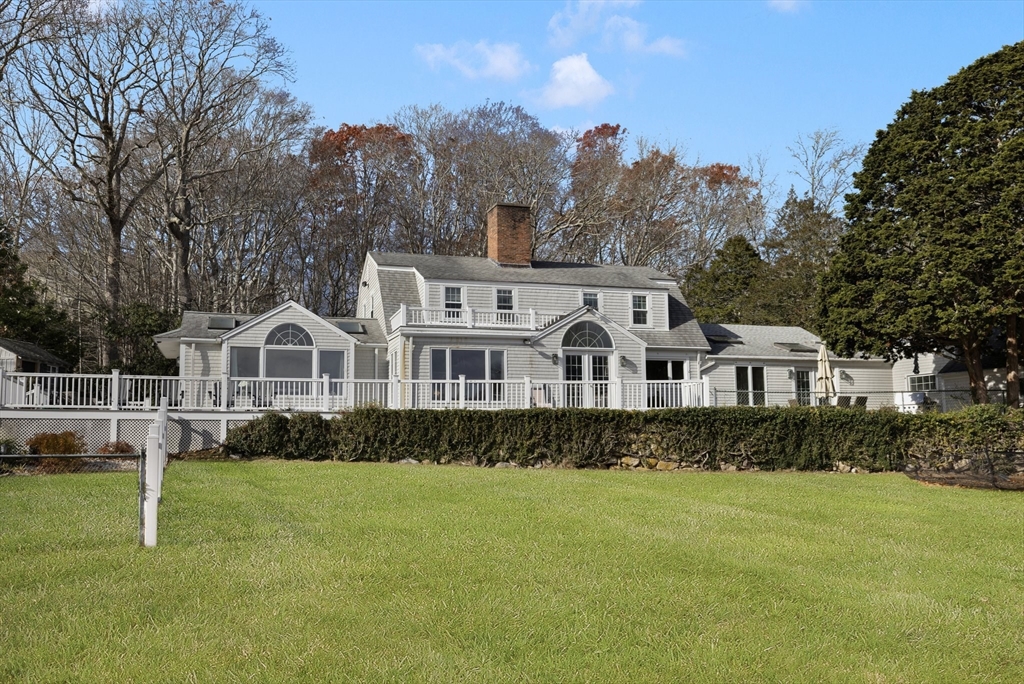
[
  {"left": 582, "top": 292, "right": 599, "bottom": 310},
  {"left": 496, "top": 288, "right": 514, "bottom": 311},
  {"left": 631, "top": 295, "right": 648, "bottom": 326}
]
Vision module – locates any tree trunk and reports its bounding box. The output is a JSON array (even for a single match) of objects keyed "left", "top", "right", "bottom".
[
  {"left": 961, "top": 332, "right": 989, "bottom": 404},
  {"left": 103, "top": 221, "right": 123, "bottom": 368},
  {"left": 168, "top": 220, "right": 193, "bottom": 311},
  {"left": 1007, "top": 312, "right": 1020, "bottom": 408}
]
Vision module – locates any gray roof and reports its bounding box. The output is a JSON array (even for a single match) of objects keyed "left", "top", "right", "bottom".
[
  {"left": 154, "top": 311, "right": 387, "bottom": 345},
  {"left": 370, "top": 252, "right": 676, "bottom": 289},
  {"left": 634, "top": 287, "right": 710, "bottom": 350},
  {"left": 699, "top": 323, "right": 827, "bottom": 359},
  {"left": 0, "top": 337, "right": 68, "bottom": 368},
  {"left": 376, "top": 269, "right": 422, "bottom": 334}
]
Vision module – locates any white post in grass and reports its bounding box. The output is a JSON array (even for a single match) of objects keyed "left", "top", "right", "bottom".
[
  {"left": 458, "top": 375, "right": 466, "bottom": 410},
  {"left": 156, "top": 397, "right": 168, "bottom": 501},
  {"left": 523, "top": 376, "right": 532, "bottom": 409},
  {"left": 142, "top": 422, "right": 160, "bottom": 547}
]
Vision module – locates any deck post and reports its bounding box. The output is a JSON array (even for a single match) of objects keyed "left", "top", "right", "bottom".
[
  {"left": 221, "top": 372, "right": 229, "bottom": 411},
  {"left": 0, "top": 368, "right": 5, "bottom": 408},
  {"left": 530, "top": 308, "right": 536, "bottom": 330},
  {"left": 322, "top": 374, "right": 331, "bottom": 411},
  {"left": 467, "top": 307, "right": 474, "bottom": 328},
  {"left": 458, "top": 375, "right": 466, "bottom": 409},
  {"left": 399, "top": 302, "right": 407, "bottom": 327},
  {"left": 702, "top": 377, "right": 711, "bottom": 407},
  {"left": 523, "top": 376, "right": 532, "bottom": 409},
  {"left": 110, "top": 369, "right": 120, "bottom": 410},
  {"left": 390, "top": 376, "right": 400, "bottom": 409},
  {"left": 614, "top": 377, "right": 623, "bottom": 409}
]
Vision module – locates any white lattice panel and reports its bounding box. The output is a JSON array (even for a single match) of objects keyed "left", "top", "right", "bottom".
[
  {"left": 117, "top": 420, "right": 152, "bottom": 453},
  {"left": 167, "top": 419, "right": 219, "bottom": 453},
  {"left": 0, "top": 418, "right": 109, "bottom": 452}
]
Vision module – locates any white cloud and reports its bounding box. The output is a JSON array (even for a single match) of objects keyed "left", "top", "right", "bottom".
[
  {"left": 540, "top": 54, "right": 614, "bottom": 108},
  {"left": 548, "top": 0, "right": 639, "bottom": 48},
  {"left": 603, "top": 15, "right": 685, "bottom": 57},
  {"left": 768, "top": 0, "right": 804, "bottom": 12},
  {"left": 416, "top": 40, "right": 531, "bottom": 81}
]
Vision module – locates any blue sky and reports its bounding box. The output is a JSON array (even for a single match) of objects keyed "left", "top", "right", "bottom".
[{"left": 253, "top": 0, "right": 1023, "bottom": 194}]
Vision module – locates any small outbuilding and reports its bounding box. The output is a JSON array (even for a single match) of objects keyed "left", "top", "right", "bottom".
[{"left": 0, "top": 338, "right": 70, "bottom": 373}]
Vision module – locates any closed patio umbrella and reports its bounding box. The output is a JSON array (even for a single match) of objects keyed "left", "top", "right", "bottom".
[{"left": 816, "top": 343, "right": 836, "bottom": 404}]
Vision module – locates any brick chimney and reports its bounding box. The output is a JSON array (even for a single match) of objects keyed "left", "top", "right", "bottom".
[{"left": 486, "top": 203, "right": 532, "bottom": 267}]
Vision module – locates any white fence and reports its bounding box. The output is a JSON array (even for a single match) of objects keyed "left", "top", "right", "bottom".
[{"left": 0, "top": 369, "right": 710, "bottom": 412}]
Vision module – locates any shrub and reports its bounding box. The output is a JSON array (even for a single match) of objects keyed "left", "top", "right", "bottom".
[
  {"left": 224, "top": 412, "right": 290, "bottom": 458},
  {"left": 285, "top": 413, "right": 335, "bottom": 461},
  {"left": 98, "top": 441, "right": 136, "bottom": 455},
  {"left": 0, "top": 435, "right": 24, "bottom": 455},
  {"left": 26, "top": 431, "right": 87, "bottom": 455}
]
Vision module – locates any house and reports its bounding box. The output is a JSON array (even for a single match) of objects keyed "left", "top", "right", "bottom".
[
  {"left": 144, "top": 203, "right": 963, "bottom": 412},
  {"left": 699, "top": 324, "right": 895, "bottom": 409},
  {"left": 0, "top": 338, "right": 69, "bottom": 373}
]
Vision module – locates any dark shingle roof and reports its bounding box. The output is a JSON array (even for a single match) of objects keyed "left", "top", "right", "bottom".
[
  {"left": 154, "top": 311, "right": 386, "bottom": 345},
  {"left": 376, "top": 269, "right": 421, "bottom": 334},
  {"left": 0, "top": 338, "right": 68, "bottom": 368},
  {"left": 369, "top": 252, "right": 676, "bottom": 289},
  {"left": 699, "top": 323, "right": 830, "bottom": 358}
]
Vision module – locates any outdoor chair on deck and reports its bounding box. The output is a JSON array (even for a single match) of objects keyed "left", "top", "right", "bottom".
[
  {"left": 787, "top": 399, "right": 800, "bottom": 407},
  {"left": 531, "top": 386, "right": 553, "bottom": 408},
  {"left": 835, "top": 396, "right": 852, "bottom": 408},
  {"left": 853, "top": 396, "right": 868, "bottom": 408}
]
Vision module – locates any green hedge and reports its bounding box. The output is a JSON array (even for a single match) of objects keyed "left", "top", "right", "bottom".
[{"left": 224, "top": 406, "right": 954, "bottom": 471}]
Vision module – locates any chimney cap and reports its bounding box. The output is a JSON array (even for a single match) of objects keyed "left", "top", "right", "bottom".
[{"left": 487, "top": 201, "right": 531, "bottom": 212}]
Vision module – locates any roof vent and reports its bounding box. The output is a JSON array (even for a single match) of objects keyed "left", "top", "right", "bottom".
[
  {"left": 335, "top": 321, "right": 365, "bottom": 334},
  {"left": 707, "top": 335, "right": 742, "bottom": 344},
  {"left": 208, "top": 316, "right": 236, "bottom": 330},
  {"left": 774, "top": 342, "right": 817, "bottom": 353}
]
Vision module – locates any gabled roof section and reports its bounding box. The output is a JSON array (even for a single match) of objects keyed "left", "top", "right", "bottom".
[
  {"left": 153, "top": 304, "right": 386, "bottom": 346},
  {"left": 532, "top": 306, "right": 647, "bottom": 347},
  {"left": 369, "top": 251, "right": 675, "bottom": 290},
  {"left": 0, "top": 338, "right": 68, "bottom": 368},
  {"left": 632, "top": 287, "right": 711, "bottom": 350},
  {"left": 219, "top": 301, "right": 359, "bottom": 343}
]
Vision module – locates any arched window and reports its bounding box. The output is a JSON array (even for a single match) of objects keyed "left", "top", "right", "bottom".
[
  {"left": 266, "top": 323, "right": 313, "bottom": 347},
  {"left": 561, "top": 322, "right": 612, "bottom": 349}
]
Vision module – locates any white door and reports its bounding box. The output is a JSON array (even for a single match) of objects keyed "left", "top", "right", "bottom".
[{"left": 564, "top": 353, "right": 610, "bottom": 408}]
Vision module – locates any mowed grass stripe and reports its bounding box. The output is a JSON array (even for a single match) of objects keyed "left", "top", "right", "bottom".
[{"left": 1, "top": 462, "right": 1022, "bottom": 682}]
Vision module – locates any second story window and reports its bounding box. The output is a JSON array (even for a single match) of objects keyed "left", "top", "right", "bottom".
[
  {"left": 582, "top": 292, "right": 599, "bottom": 310},
  {"left": 496, "top": 288, "right": 514, "bottom": 310},
  {"left": 632, "top": 295, "right": 648, "bottom": 326},
  {"left": 444, "top": 286, "right": 462, "bottom": 319}
]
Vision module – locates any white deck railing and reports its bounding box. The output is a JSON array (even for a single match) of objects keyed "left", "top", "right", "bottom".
[
  {"left": 390, "top": 304, "right": 564, "bottom": 331},
  {"left": 0, "top": 370, "right": 709, "bottom": 412}
]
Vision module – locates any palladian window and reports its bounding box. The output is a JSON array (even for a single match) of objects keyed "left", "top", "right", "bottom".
[
  {"left": 561, "top": 322, "right": 613, "bottom": 349},
  {"left": 265, "top": 323, "right": 314, "bottom": 378}
]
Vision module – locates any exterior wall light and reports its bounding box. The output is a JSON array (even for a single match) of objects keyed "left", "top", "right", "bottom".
[
  {"left": 619, "top": 355, "right": 627, "bottom": 367},
  {"left": 551, "top": 353, "right": 559, "bottom": 366}
]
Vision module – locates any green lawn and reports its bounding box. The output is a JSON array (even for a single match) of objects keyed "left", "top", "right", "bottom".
[{"left": 1, "top": 463, "right": 1023, "bottom": 683}]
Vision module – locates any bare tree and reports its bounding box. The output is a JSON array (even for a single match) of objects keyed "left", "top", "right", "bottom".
[
  {"left": 147, "top": 0, "right": 295, "bottom": 310},
  {"left": 0, "top": 0, "right": 65, "bottom": 83},
  {"left": 787, "top": 128, "right": 865, "bottom": 214},
  {"left": 4, "top": 0, "right": 167, "bottom": 364}
]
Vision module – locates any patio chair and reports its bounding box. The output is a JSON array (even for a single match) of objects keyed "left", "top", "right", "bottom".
[
  {"left": 531, "top": 386, "right": 553, "bottom": 408},
  {"left": 787, "top": 399, "right": 800, "bottom": 407},
  {"left": 836, "top": 396, "right": 852, "bottom": 408},
  {"left": 853, "top": 396, "right": 868, "bottom": 408}
]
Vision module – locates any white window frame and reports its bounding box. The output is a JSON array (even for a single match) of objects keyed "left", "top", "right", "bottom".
[
  {"left": 630, "top": 292, "right": 651, "bottom": 328},
  {"left": 792, "top": 367, "right": 815, "bottom": 406},
  {"left": 429, "top": 347, "right": 506, "bottom": 381},
  {"left": 735, "top": 364, "right": 766, "bottom": 406},
  {"left": 494, "top": 287, "right": 516, "bottom": 311},
  {"left": 907, "top": 374, "right": 937, "bottom": 392},
  {"left": 581, "top": 291, "right": 601, "bottom": 311}
]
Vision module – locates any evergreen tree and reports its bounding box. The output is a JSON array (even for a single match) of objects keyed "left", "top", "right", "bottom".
[
  {"left": 0, "top": 222, "right": 79, "bottom": 366},
  {"left": 819, "top": 41, "right": 1024, "bottom": 404},
  {"left": 686, "top": 236, "right": 776, "bottom": 324}
]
